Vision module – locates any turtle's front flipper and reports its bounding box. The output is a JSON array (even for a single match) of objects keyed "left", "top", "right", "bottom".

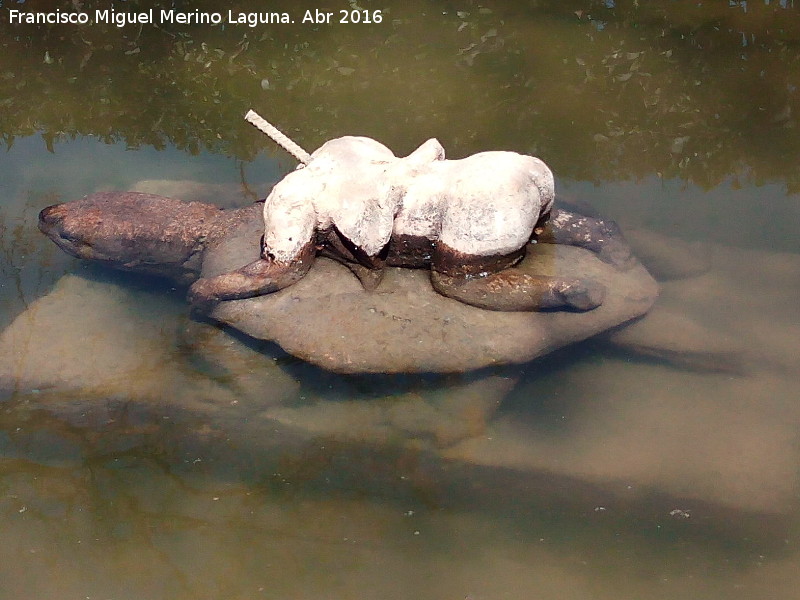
[
  {"left": 188, "top": 245, "right": 315, "bottom": 309},
  {"left": 539, "top": 208, "right": 633, "bottom": 269},
  {"left": 430, "top": 269, "right": 605, "bottom": 312}
]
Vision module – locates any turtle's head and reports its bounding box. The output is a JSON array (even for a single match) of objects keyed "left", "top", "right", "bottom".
[
  {"left": 38, "top": 194, "right": 151, "bottom": 264},
  {"left": 39, "top": 201, "right": 108, "bottom": 260},
  {"left": 39, "top": 191, "right": 224, "bottom": 283}
]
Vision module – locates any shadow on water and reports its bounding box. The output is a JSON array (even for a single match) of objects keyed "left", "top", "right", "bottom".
[{"left": 1, "top": 379, "right": 794, "bottom": 558}]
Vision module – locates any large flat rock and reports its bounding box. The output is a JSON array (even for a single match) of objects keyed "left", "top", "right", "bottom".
[{"left": 205, "top": 239, "right": 659, "bottom": 373}]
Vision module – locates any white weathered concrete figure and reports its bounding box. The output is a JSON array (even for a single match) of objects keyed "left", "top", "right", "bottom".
[
  {"left": 265, "top": 136, "right": 553, "bottom": 257},
  {"left": 188, "top": 113, "right": 633, "bottom": 312}
]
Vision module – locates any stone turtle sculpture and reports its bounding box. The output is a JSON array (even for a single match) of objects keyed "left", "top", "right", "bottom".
[
  {"left": 37, "top": 190, "right": 658, "bottom": 373},
  {"left": 186, "top": 128, "right": 632, "bottom": 313}
]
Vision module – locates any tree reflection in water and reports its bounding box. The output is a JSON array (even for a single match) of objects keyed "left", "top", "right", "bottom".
[{"left": 1, "top": 0, "right": 799, "bottom": 188}]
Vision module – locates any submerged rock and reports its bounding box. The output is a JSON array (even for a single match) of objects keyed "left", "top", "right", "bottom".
[
  {"left": 0, "top": 268, "right": 518, "bottom": 450},
  {"left": 0, "top": 269, "right": 299, "bottom": 409},
  {"left": 604, "top": 304, "right": 746, "bottom": 373},
  {"left": 622, "top": 225, "right": 711, "bottom": 281},
  {"left": 262, "top": 375, "right": 517, "bottom": 449}
]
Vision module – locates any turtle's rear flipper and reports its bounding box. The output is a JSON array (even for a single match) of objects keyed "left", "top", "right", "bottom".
[
  {"left": 430, "top": 269, "right": 605, "bottom": 312},
  {"left": 318, "top": 245, "right": 385, "bottom": 291},
  {"left": 343, "top": 262, "right": 385, "bottom": 291},
  {"left": 539, "top": 208, "right": 633, "bottom": 269}
]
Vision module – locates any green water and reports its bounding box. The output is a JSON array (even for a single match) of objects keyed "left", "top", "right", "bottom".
[{"left": 2, "top": 1, "right": 800, "bottom": 598}]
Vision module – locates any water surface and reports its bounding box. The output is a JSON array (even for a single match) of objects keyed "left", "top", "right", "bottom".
[{"left": 1, "top": 1, "right": 800, "bottom": 598}]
